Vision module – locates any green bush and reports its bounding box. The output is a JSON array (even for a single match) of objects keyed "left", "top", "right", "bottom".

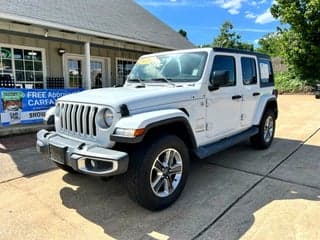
[{"left": 275, "top": 72, "right": 315, "bottom": 94}]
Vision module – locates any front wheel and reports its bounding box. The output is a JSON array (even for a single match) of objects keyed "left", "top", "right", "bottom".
[
  {"left": 126, "top": 134, "right": 190, "bottom": 211},
  {"left": 250, "top": 109, "right": 276, "bottom": 149}
]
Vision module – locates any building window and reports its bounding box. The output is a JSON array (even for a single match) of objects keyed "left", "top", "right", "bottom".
[
  {"left": 117, "top": 59, "right": 136, "bottom": 85},
  {"left": 0, "top": 46, "right": 45, "bottom": 88}
]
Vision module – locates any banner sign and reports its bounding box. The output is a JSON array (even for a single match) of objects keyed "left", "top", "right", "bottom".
[{"left": 0, "top": 88, "right": 82, "bottom": 126}]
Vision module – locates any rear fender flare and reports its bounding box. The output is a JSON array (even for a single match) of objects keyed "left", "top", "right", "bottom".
[{"left": 252, "top": 95, "right": 277, "bottom": 125}]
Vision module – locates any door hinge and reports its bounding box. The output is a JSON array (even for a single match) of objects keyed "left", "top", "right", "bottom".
[{"left": 241, "top": 114, "right": 245, "bottom": 121}]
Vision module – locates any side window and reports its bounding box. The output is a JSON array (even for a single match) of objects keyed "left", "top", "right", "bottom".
[
  {"left": 259, "top": 59, "right": 274, "bottom": 87},
  {"left": 241, "top": 57, "right": 257, "bottom": 85},
  {"left": 211, "top": 55, "right": 236, "bottom": 87}
]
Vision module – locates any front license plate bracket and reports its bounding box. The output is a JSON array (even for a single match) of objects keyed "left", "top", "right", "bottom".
[{"left": 49, "top": 145, "right": 66, "bottom": 165}]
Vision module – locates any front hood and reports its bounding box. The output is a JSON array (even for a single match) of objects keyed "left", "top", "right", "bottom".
[{"left": 58, "top": 85, "right": 200, "bottom": 112}]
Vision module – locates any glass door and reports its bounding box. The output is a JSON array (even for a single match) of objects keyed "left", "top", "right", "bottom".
[
  {"left": 91, "top": 60, "right": 104, "bottom": 88},
  {"left": 67, "top": 59, "right": 82, "bottom": 88},
  {"left": 65, "top": 55, "right": 106, "bottom": 89}
]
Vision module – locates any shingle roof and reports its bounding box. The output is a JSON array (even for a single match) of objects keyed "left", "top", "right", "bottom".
[{"left": 0, "top": 0, "right": 194, "bottom": 50}]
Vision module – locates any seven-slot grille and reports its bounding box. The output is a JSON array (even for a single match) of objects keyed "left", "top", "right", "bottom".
[{"left": 58, "top": 103, "right": 99, "bottom": 137}]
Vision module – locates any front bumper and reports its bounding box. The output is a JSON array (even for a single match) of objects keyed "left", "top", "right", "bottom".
[{"left": 36, "top": 129, "right": 129, "bottom": 177}]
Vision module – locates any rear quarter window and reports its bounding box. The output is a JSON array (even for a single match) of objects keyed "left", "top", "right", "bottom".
[{"left": 259, "top": 59, "right": 274, "bottom": 87}]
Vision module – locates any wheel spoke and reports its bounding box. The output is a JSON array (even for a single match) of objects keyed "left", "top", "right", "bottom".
[
  {"left": 164, "top": 150, "right": 175, "bottom": 167},
  {"left": 154, "top": 177, "right": 164, "bottom": 193},
  {"left": 168, "top": 151, "right": 175, "bottom": 167},
  {"left": 152, "top": 175, "right": 162, "bottom": 189},
  {"left": 154, "top": 160, "right": 164, "bottom": 172},
  {"left": 164, "top": 150, "right": 171, "bottom": 167},
  {"left": 266, "top": 132, "right": 270, "bottom": 139},
  {"left": 169, "top": 164, "right": 182, "bottom": 175},
  {"left": 164, "top": 178, "right": 173, "bottom": 194}
]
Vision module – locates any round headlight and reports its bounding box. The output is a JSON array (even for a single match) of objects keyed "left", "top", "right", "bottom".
[{"left": 104, "top": 109, "right": 114, "bottom": 127}]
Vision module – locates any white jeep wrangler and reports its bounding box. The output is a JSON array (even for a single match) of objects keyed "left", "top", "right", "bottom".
[{"left": 37, "top": 48, "right": 278, "bottom": 210}]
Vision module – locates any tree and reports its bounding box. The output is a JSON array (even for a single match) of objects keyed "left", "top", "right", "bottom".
[
  {"left": 256, "top": 33, "right": 282, "bottom": 56},
  {"left": 238, "top": 42, "right": 254, "bottom": 52},
  {"left": 178, "top": 29, "right": 188, "bottom": 39},
  {"left": 213, "top": 21, "right": 240, "bottom": 48},
  {"left": 271, "top": 0, "right": 320, "bottom": 81},
  {"left": 213, "top": 21, "right": 254, "bottom": 51}
]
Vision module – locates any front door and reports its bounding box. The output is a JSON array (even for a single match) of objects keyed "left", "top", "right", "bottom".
[
  {"left": 65, "top": 55, "right": 107, "bottom": 88},
  {"left": 67, "top": 58, "right": 83, "bottom": 88},
  {"left": 90, "top": 60, "right": 105, "bottom": 88},
  {"left": 206, "top": 55, "right": 241, "bottom": 141}
]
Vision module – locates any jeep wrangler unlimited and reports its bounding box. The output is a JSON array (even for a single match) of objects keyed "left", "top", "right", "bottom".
[{"left": 37, "top": 48, "right": 278, "bottom": 210}]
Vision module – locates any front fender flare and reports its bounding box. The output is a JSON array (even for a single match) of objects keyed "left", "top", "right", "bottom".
[{"left": 111, "top": 109, "right": 194, "bottom": 145}]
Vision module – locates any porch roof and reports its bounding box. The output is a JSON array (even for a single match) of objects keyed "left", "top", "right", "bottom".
[{"left": 0, "top": 0, "right": 194, "bottom": 50}]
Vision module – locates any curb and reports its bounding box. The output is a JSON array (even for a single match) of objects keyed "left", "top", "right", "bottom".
[{"left": 0, "top": 123, "right": 54, "bottom": 137}]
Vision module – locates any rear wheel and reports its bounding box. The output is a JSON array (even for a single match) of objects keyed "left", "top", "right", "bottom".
[
  {"left": 251, "top": 109, "right": 275, "bottom": 149},
  {"left": 126, "top": 134, "right": 189, "bottom": 211}
]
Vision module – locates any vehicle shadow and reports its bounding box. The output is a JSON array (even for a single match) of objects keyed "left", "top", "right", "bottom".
[
  {"left": 59, "top": 137, "right": 320, "bottom": 240},
  {"left": 0, "top": 133, "right": 55, "bottom": 182}
]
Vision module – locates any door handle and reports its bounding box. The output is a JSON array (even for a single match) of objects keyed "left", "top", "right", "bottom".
[
  {"left": 232, "top": 95, "right": 242, "bottom": 100},
  {"left": 253, "top": 92, "right": 260, "bottom": 96}
]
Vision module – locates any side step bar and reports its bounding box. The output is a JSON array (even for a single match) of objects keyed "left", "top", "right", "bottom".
[{"left": 194, "top": 127, "right": 259, "bottom": 159}]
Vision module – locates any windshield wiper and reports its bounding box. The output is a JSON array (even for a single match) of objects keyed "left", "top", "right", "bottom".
[
  {"left": 127, "top": 78, "right": 146, "bottom": 87},
  {"left": 151, "top": 77, "right": 175, "bottom": 86}
]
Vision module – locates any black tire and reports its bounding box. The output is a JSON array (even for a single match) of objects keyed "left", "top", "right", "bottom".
[
  {"left": 54, "top": 162, "right": 78, "bottom": 174},
  {"left": 250, "top": 109, "right": 276, "bottom": 149},
  {"left": 126, "top": 134, "right": 190, "bottom": 211}
]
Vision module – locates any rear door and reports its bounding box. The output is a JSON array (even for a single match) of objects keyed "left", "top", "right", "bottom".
[{"left": 240, "top": 56, "right": 260, "bottom": 128}]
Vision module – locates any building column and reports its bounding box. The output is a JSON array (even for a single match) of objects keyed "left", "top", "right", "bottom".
[{"left": 84, "top": 42, "right": 91, "bottom": 89}]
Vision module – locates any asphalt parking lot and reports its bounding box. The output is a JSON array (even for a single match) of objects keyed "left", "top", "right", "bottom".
[{"left": 0, "top": 95, "right": 320, "bottom": 240}]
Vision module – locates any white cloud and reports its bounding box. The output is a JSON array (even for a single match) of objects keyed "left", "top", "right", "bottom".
[
  {"left": 245, "top": 11, "right": 257, "bottom": 19},
  {"left": 214, "top": 0, "right": 246, "bottom": 15},
  {"left": 258, "top": 0, "right": 267, "bottom": 4},
  {"left": 255, "top": 8, "right": 275, "bottom": 24},
  {"left": 249, "top": 0, "right": 267, "bottom": 5}
]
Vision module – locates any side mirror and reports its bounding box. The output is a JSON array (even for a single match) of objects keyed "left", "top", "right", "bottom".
[{"left": 209, "top": 70, "right": 230, "bottom": 91}]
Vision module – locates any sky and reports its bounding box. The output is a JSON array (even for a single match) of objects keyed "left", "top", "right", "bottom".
[{"left": 134, "top": 0, "right": 280, "bottom": 47}]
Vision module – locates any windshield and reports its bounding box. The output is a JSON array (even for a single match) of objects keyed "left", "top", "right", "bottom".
[{"left": 127, "top": 51, "right": 208, "bottom": 83}]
